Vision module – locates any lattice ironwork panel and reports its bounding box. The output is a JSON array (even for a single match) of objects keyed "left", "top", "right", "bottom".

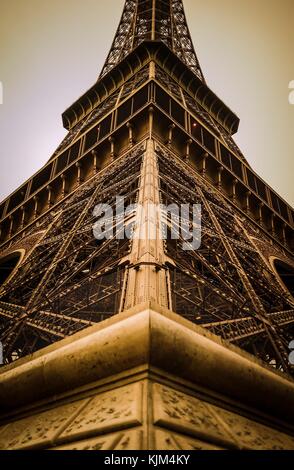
[
  {"left": 100, "top": 0, "right": 205, "bottom": 81},
  {"left": 0, "top": 145, "right": 144, "bottom": 363},
  {"left": 156, "top": 143, "right": 294, "bottom": 374}
]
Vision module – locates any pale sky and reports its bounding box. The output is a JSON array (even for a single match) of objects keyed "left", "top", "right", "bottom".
[{"left": 0, "top": 0, "right": 293, "bottom": 206}]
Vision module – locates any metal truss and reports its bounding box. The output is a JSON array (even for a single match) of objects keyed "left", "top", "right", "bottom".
[
  {"left": 203, "top": 309, "right": 294, "bottom": 343},
  {"left": 156, "top": 144, "right": 294, "bottom": 374},
  {"left": 1, "top": 138, "right": 293, "bottom": 374},
  {"left": 0, "top": 145, "right": 144, "bottom": 363},
  {"left": 0, "top": 0, "right": 293, "bottom": 380},
  {"left": 100, "top": 0, "right": 205, "bottom": 81}
]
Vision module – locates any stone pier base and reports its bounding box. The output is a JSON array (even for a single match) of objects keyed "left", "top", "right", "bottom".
[{"left": 0, "top": 304, "right": 294, "bottom": 450}]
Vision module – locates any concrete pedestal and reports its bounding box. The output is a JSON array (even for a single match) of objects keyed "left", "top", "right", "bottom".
[{"left": 0, "top": 304, "right": 294, "bottom": 450}]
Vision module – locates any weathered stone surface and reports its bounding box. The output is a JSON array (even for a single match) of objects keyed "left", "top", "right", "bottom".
[
  {"left": 154, "top": 429, "right": 224, "bottom": 450},
  {"left": 152, "top": 383, "right": 294, "bottom": 450},
  {"left": 153, "top": 383, "right": 237, "bottom": 448},
  {"left": 1, "top": 306, "right": 294, "bottom": 451},
  {"left": 0, "top": 398, "right": 90, "bottom": 450},
  {"left": 59, "top": 383, "right": 143, "bottom": 443},
  {"left": 52, "top": 429, "right": 143, "bottom": 450},
  {"left": 213, "top": 407, "right": 294, "bottom": 450}
]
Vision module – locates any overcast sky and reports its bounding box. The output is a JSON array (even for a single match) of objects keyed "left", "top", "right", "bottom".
[{"left": 0, "top": 0, "right": 293, "bottom": 206}]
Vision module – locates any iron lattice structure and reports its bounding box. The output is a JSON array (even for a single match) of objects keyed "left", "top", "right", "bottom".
[
  {"left": 0, "top": 0, "right": 293, "bottom": 375},
  {"left": 0, "top": 147, "right": 143, "bottom": 359},
  {"left": 157, "top": 144, "right": 294, "bottom": 370},
  {"left": 100, "top": 0, "right": 205, "bottom": 81}
]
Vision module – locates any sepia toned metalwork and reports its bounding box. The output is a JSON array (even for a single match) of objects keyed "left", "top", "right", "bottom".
[
  {"left": 0, "top": 0, "right": 293, "bottom": 379},
  {"left": 100, "top": 0, "right": 205, "bottom": 81}
]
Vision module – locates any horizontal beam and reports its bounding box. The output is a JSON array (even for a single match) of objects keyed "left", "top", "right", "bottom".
[{"left": 203, "top": 310, "right": 294, "bottom": 342}]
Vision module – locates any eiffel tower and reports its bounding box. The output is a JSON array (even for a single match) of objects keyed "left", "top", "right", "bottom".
[{"left": 0, "top": 0, "right": 294, "bottom": 451}]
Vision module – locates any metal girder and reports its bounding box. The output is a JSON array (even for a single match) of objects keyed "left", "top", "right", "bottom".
[{"left": 203, "top": 309, "right": 294, "bottom": 342}]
